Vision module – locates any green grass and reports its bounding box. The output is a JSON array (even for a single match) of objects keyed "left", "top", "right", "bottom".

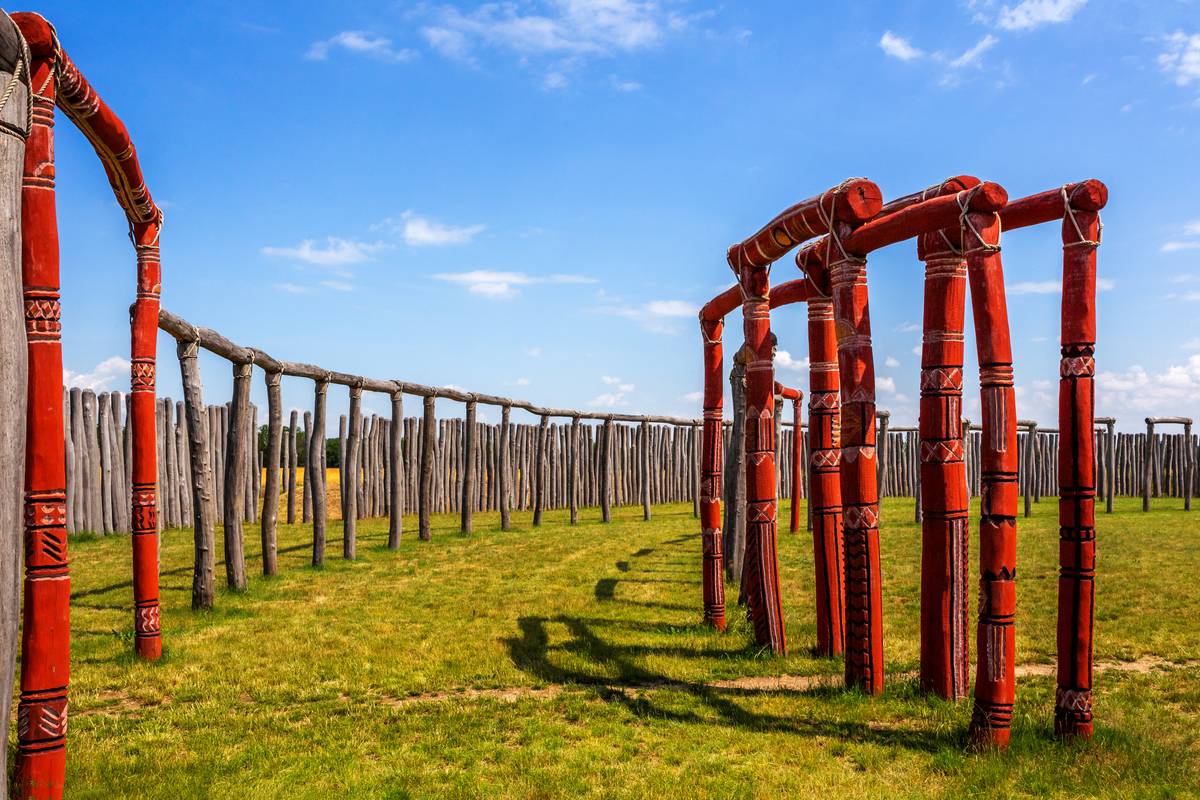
[{"left": 34, "top": 497, "right": 1200, "bottom": 798}]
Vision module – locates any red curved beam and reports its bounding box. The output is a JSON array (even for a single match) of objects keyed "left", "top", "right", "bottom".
[
  {"left": 998, "top": 179, "right": 1106, "bottom": 232},
  {"left": 14, "top": 13, "right": 165, "bottom": 796}
]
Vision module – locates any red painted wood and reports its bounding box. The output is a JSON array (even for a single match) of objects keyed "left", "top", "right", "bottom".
[
  {"left": 964, "top": 210, "right": 1018, "bottom": 748},
  {"left": 699, "top": 315, "right": 727, "bottom": 631},
  {"left": 45, "top": 13, "right": 165, "bottom": 661},
  {"left": 917, "top": 229, "right": 970, "bottom": 701},
  {"left": 1054, "top": 183, "right": 1106, "bottom": 740},
  {"left": 998, "top": 179, "right": 1106, "bottom": 232},
  {"left": 772, "top": 382, "right": 803, "bottom": 535},
  {"left": 13, "top": 18, "right": 68, "bottom": 797},
  {"left": 728, "top": 179, "right": 881, "bottom": 269}
]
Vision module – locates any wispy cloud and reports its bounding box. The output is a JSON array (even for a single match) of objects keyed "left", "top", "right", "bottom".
[
  {"left": 420, "top": 1, "right": 723, "bottom": 87},
  {"left": 307, "top": 31, "right": 418, "bottom": 62},
  {"left": 775, "top": 350, "right": 809, "bottom": 373},
  {"left": 64, "top": 356, "right": 130, "bottom": 392},
  {"left": 433, "top": 269, "right": 595, "bottom": 298},
  {"left": 879, "top": 31, "right": 923, "bottom": 61},
  {"left": 374, "top": 211, "right": 486, "bottom": 246},
  {"left": 1162, "top": 222, "right": 1200, "bottom": 253},
  {"left": 591, "top": 375, "right": 635, "bottom": 407},
  {"left": 949, "top": 34, "right": 998, "bottom": 68},
  {"left": 1097, "top": 355, "right": 1200, "bottom": 417},
  {"left": 885, "top": 356, "right": 901, "bottom": 368},
  {"left": 682, "top": 390, "right": 703, "bottom": 403},
  {"left": 1160, "top": 31, "right": 1200, "bottom": 87},
  {"left": 997, "top": 0, "right": 1088, "bottom": 31},
  {"left": 261, "top": 237, "right": 388, "bottom": 266},
  {"left": 1008, "top": 277, "right": 1115, "bottom": 295},
  {"left": 596, "top": 297, "right": 699, "bottom": 334}
]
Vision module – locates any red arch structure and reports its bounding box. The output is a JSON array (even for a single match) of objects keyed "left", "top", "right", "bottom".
[{"left": 13, "top": 12, "right": 163, "bottom": 797}]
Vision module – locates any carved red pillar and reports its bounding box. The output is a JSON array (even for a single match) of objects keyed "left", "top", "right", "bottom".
[
  {"left": 15, "top": 21, "right": 68, "bottom": 798},
  {"left": 699, "top": 314, "right": 727, "bottom": 631},
  {"left": 917, "top": 230, "right": 970, "bottom": 700},
  {"left": 824, "top": 224, "right": 883, "bottom": 694},
  {"left": 964, "top": 206, "right": 1018, "bottom": 748},
  {"left": 1056, "top": 190, "right": 1102, "bottom": 739},
  {"left": 731, "top": 259, "right": 785, "bottom": 653},
  {"left": 129, "top": 217, "right": 162, "bottom": 659},
  {"left": 805, "top": 288, "right": 845, "bottom": 657}
]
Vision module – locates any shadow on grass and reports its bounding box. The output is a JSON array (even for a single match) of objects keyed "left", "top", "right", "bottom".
[{"left": 505, "top": 538, "right": 958, "bottom": 753}]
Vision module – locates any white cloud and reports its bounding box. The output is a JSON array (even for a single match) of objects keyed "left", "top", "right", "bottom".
[
  {"left": 897, "top": 321, "right": 921, "bottom": 333},
  {"left": 64, "top": 356, "right": 130, "bottom": 392},
  {"left": 682, "top": 390, "right": 703, "bottom": 403},
  {"left": 1160, "top": 31, "right": 1200, "bottom": 86},
  {"left": 261, "top": 237, "right": 388, "bottom": 266},
  {"left": 1183, "top": 338, "right": 1200, "bottom": 350},
  {"left": 420, "top": 0, "right": 710, "bottom": 85},
  {"left": 1166, "top": 290, "right": 1200, "bottom": 301},
  {"left": 949, "top": 35, "right": 998, "bottom": 68},
  {"left": 320, "top": 280, "right": 354, "bottom": 292},
  {"left": 1008, "top": 277, "right": 1115, "bottom": 295},
  {"left": 885, "top": 356, "right": 901, "bottom": 368},
  {"left": 601, "top": 375, "right": 635, "bottom": 391},
  {"left": 597, "top": 297, "right": 699, "bottom": 333},
  {"left": 775, "top": 350, "right": 810, "bottom": 373},
  {"left": 879, "top": 31, "right": 923, "bottom": 61},
  {"left": 1162, "top": 241, "right": 1200, "bottom": 253},
  {"left": 307, "top": 31, "right": 417, "bottom": 62},
  {"left": 275, "top": 282, "right": 311, "bottom": 294},
  {"left": 877, "top": 376, "right": 897, "bottom": 394},
  {"left": 611, "top": 75, "right": 643, "bottom": 91},
  {"left": 515, "top": 377, "right": 531, "bottom": 386},
  {"left": 433, "top": 270, "right": 596, "bottom": 299},
  {"left": 589, "top": 392, "right": 630, "bottom": 408},
  {"left": 525, "top": 346, "right": 544, "bottom": 357},
  {"left": 1097, "top": 355, "right": 1200, "bottom": 418},
  {"left": 374, "top": 211, "right": 486, "bottom": 246},
  {"left": 997, "top": 0, "right": 1087, "bottom": 31}
]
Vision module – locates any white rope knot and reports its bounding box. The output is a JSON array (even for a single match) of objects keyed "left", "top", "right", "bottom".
[
  {"left": 957, "top": 185, "right": 1001, "bottom": 256},
  {"left": 1061, "top": 185, "right": 1103, "bottom": 249}
]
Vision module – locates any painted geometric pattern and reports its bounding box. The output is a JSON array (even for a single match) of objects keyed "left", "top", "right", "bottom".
[
  {"left": 1056, "top": 687, "right": 1093, "bottom": 715},
  {"left": 1060, "top": 355, "right": 1095, "bottom": 378},
  {"left": 135, "top": 603, "right": 161, "bottom": 636},
  {"left": 131, "top": 359, "right": 156, "bottom": 391},
  {"left": 131, "top": 484, "right": 158, "bottom": 533},
  {"left": 747, "top": 500, "right": 776, "bottom": 523},
  {"left": 920, "top": 367, "right": 964, "bottom": 392},
  {"left": 811, "top": 448, "right": 841, "bottom": 469},
  {"left": 843, "top": 504, "right": 879, "bottom": 529},
  {"left": 810, "top": 391, "right": 839, "bottom": 409},
  {"left": 17, "top": 697, "right": 68, "bottom": 742},
  {"left": 24, "top": 295, "right": 62, "bottom": 339},
  {"left": 921, "top": 439, "right": 965, "bottom": 463}
]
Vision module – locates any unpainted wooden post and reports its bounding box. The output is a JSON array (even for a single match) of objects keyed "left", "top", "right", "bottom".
[
  {"left": 533, "top": 414, "right": 549, "bottom": 526},
  {"left": 461, "top": 399, "right": 477, "bottom": 534},
  {"left": 388, "top": 391, "right": 404, "bottom": 547},
  {"left": 287, "top": 409, "right": 298, "bottom": 524},
  {"left": 1185, "top": 421, "right": 1193, "bottom": 512},
  {"left": 343, "top": 385, "right": 362, "bottom": 559},
  {"left": 419, "top": 395, "right": 436, "bottom": 541},
  {"left": 177, "top": 339, "right": 216, "bottom": 609},
  {"left": 1143, "top": 419, "right": 1153, "bottom": 512},
  {"left": 640, "top": 420, "right": 651, "bottom": 521},
  {"left": 310, "top": 379, "right": 329, "bottom": 564},
  {"left": 569, "top": 415, "right": 580, "bottom": 525},
  {"left": 499, "top": 405, "right": 512, "bottom": 530},
  {"left": 262, "top": 370, "right": 283, "bottom": 575},
  {"left": 302, "top": 410, "right": 313, "bottom": 523},
  {"left": 224, "top": 362, "right": 251, "bottom": 589}
]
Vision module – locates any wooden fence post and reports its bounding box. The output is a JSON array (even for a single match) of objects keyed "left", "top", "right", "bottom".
[
  {"left": 262, "top": 370, "right": 282, "bottom": 575},
  {"left": 310, "top": 379, "right": 329, "bottom": 565},
  {"left": 461, "top": 399, "right": 477, "bottom": 534},
  {"left": 302, "top": 410, "right": 312, "bottom": 523},
  {"left": 388, "top": 390, "right": 403, "bottom": 547},
  {"left": 343, "top": 385, "right": 362, "bottom": 559},
  {"left": 499, "top": 405, "right": 512, "bottom": 530},
  {"left": 600, "top": 417, "right": 613, "bottom": 523},
  {"left": 178, "top": 339, "right": 216, "bottom": 609},
  {"left": 224, "top": 362, "right": 251, "bottom": 590},
  {"left": 533, "top": 414, "right": 549, "bottom": 526},
  {"left": 419, "top": 395, "right": 435, "bottom": 541},
  {"left": 640, "top": 420, "right": 651, "bottom": 521},
  {"left": 1143, "top": 419, "right": 1153, "bottom": 512},
  {"left": 569, "top": 415, "right": 580, "bottom": 525}
]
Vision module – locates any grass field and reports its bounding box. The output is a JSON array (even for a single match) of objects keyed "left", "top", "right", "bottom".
[{"left": 31, "top": 494, "right": 1200, "bottom": 798}]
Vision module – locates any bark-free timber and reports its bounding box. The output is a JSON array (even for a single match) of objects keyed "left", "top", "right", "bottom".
[
  {"left": 262, "top": 371, "right": 283, "bottom": 576},
  {"left": 223, "top": 362, "right": 251, "bottom": 590},
  {"left": 344, "top": 386, "right": 362, "bottom": 559},
  {"left": 388, "top": 392, "right": 403, "bottom": 548},
  {"left": 461, "top": 400, "right": 477, "bottom": 534},
  {"left": 419, "top": 396, "right": 435, "bottom": 541},
  {"left": 533, "top": 415, "right": 549, "bottom": 526},
  {"left": 178, "top": 340, "right": 216, "bottom": 610},
  {"left": 310, "top": 380, "right": 329, "bottom": 563}
]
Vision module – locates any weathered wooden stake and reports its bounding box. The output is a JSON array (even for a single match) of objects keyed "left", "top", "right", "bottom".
[
  {"left": 310, "top": 380, "right": 329, "bottom": 565},
  {"left": 419, "top": 395, "right": 435, "bottom": 541},
  {"left": 262, "top": 370, "right": 282, "bottom": 575},
  {"left": 223, "top": 362, "right": 251, "bottom": 590}
]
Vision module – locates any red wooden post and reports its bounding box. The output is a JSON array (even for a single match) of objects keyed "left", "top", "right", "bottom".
[
  {"left": 698, "top": 302, "right": 732, "bottom": 631},
  {"left": 825, "top": 224, "right": 884, "bottom": 694},
  {"left": 1055, "top": 187, "right": 1104, "bottom": 739},
  {"left": 14, "top": 20, "right": 69, "bottom": 797},
  {"left": 917, "top": 226, "right": 971, "bottom": 701},
  {"left": 789, "top": 395, "right": 803, "bottom": 534},
  {"left": 964, "top": 203, "right": 1018, "bottom": 748}
]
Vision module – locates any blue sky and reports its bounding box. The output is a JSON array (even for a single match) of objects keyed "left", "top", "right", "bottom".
[{"left": 41, "top": 0, "right": 1200, "bottom": 429}]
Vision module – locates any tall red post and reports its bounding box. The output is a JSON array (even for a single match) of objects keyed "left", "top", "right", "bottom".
[
  {"left": 917, "top": 228, "right": 970, "bottom": 700},
  {"left": 699, "top": 312, "right": 728, "bottom": 631},
  {"left": 1055, "top": 188, "right": 1103, "bottom": 739},
  {"left": 964, "top": 204, "right": 1018, "bottom": 748},
  {"left": 15, "top": 19, "right": 69, "bottom": 798},
  {"left": 824, "top": 224, "right": 884, "bottom": 694},
  {"left": 788, "top": 393, "right": 803, "bottom": 534},
  {"left": 804, "top": 282, "right": 845, "bottom": 657}
]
